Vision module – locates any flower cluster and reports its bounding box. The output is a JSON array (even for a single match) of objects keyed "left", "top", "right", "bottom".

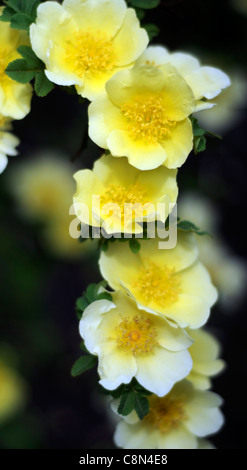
[
  {"left": 0, "top": 7, "right": 32, "bottom": 172},
  {"left": 25, "top": 0, "right": 228, "bottom": 449},
  {"left": 1, "top": 0, "right": 230, "bottom": 450}
]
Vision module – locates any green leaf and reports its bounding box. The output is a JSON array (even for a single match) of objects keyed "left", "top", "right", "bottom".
[
  {"left": 34, "top": 71, "right": 55, "bottom": 97},
  {"left": 96, "top": 292, "right": 113, "bottom": 302},
  {"left": 134, "top": 393, "right": 149, "bottom": 419},
  {"left": 118, "top": 390, "right": 136, "bottom": 416},
  {"left": 85, "top": 283, "right": 99, "bottom": 303},
  {"left": 190, "top": 116, "right": 205, "bottom": 137},
  {"left": 177, "top": 220, "right": 211, "bottom": 237},
  {"left": 0, "top": 6, "right": 15, "bottom": 22},
  {"left": 76, "top": 296, "right": 89, "bottom": 314},
  {"left": 7, "top": 0, "right": 38, "bottom": 15},
  {"left": 129, "top": 238, "right": 141, "bottom": 254},
  {"left": 71, "top": 355, "right": 97, "bottom": 377},
  {"left": 10, "top": 12, "right": 32, "bottom": 30},
  {"left": 109, "top": 384, "right": 126, "bottom": 399},
  {"left": 143, "top": 23, "right": 160, "bottom": 40},
  {"left": 135, "top": 7, "right": 146, "bottom": 20},
  {"left": 17, "top": 45, "right": 43, "bottom": 66},
  {"left": 1, "top": 0, "right": 39, "bottom": 30},
  {"left": 130, "top": 0, "right": 160, "bottom": 9},
  {"left": 5, "top": 58, "right": 38, "bottom": 83},
  {"left": 194, "top": 135, "right": 206, "bottom": 154},
  {"left": 80, "top": 340, "right": 90, "bottom": 354},
  {"left": 6, "top": 0, "right": 23, "bottom": 13}
]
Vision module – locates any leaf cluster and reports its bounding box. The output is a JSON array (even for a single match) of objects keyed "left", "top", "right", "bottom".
[
  {"left": 100, "top": 378, "right": 152, "bottom": 420},
  {"left": 177, "top": 219, "right": 211, "bottom": 237},
  {"left": 190, "top": 116, "right": 222, "bottom": 155},
  {"left": 5, "top": 45, "right": 54, "bottom": 97},
  {"left": 75, "top": 281, "right": 112, "bottom": 320},
  {"left": 0, "top": 0, "right": 39, "bottom": 31}
]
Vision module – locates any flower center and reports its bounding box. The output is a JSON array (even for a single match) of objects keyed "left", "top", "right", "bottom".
[
  {"left": 115, "top": 315, "right": 158, "bottom": 356},
  {"left": 133, "top": 260, "right": 181, "bottom": 306},
  {"left": 65, "top": 31, "right": 115, "bottom": 77},
  {"left": 144, "top": 395, "right": 187, "bottom": 433},
  {"left": 100, "top": 183, "right": 147, "bottom": 218},
  {"left": 121, "top": 95, "right": 175, "bottom": 143}
]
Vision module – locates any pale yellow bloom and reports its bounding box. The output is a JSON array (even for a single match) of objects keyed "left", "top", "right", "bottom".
[
  {"left": 186, "top": 329, "right": 225, "bottom": 390},
  {"left": 89, "top": 64, "right": 195, "bottom": 170},
  {"left": 136, "top": 46, "right": 230, "bottom": 112},
  {"left": 9, "top": 153, "right": 92, "bottom": 258},
  {"left": 197, "top": 70, "right": 247, "bottom": 134},
  {"left": 0, "top": 11, "right": 32, "bottom": 119},
  {"left": 179, "top": 192, "right": 247, "bottom": 310},
  {"left": 80, "top": 291, "right": 193, "bottom": 396},
  {"left": 43, "top": 218, "right": 96, "bottom": 258},
  {"left": 30, "top": 0, "right": 148, "bottom": 101},
  {"left": 73, "top": 154, "right": 178, "bottom": 234},
  {"left": 0, "top": 115, "right": 19, "bottom": 173},
  {"left": 113, "top": 380, "right": 224, "bottom": 449},
  {"left": 0, "top": 360, "right": 26, "bottom": 423},
  {"left": 10, "top": 154, "right": 75, "bottom": 220},
  {"left": 99, "top": 232, "right": 218, "bottom": 329}
]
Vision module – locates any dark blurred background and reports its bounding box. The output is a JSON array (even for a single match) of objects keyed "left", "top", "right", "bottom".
[{"left": 0, "top": 0, "right": 247, "bottom": 449}]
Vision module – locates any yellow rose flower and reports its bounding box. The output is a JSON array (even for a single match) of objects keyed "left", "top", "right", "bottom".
[
  {"left": 136, "top": 46, "right": 230, "bottom": 112},
  {"left": 0, "top": 360, "right": 26, "bottom": 424},
  {"left": 0, "top": 115, "right": 19, "bottom": 173},
  {"left": 112, "top": 380, "right": 224, "bottom": 449},
  {"left": 73, "top": 154, "right": 178, "bottom": 234},
  {"left": 99, "top": 232, "right": 218, "bottom": 329},
  {"left": 30, "top": 0, "right": 149, "bottom": 101},
  {"left": 0, "top": 11, "right": 32, "bottom": 119},
  {"left": 89, "top": 64, "right": 195, "bottom": 170},
  {"left": 79, "top": 291, "right": 193, "bottom": 396},
  {"left": 186, "top": 329, "right": 225, "bottom": 390}
]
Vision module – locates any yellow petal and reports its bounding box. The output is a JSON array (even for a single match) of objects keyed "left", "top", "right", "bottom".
[
  {"left": 161, "top": 118, "right": 193, "bottom": 169},
  {"left": 107, "top": 129, "right": 167, "bottom": 170},
  {"left": 113, "top": 9, "right": 149, "bottom": 66},
  {"left": 63, "top": 0, "right": 127, "bottom": 38}
]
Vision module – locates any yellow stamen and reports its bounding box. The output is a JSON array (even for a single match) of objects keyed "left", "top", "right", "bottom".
[
  {"left": 100, "top": 183, "right": 147, "bottom": 219},
  {"left": 121, "top": 95, "right": 175, "bottom": 143},
  {"left": 133, "top": 260, "right": 181, "bottom": 306},
  {"left": 114, "top": 315, "right": 158, "bottom": 356},
  {"left": 144, "top": 394, "right": 187, "bottom": 433},
  {"left": 65, "top": 31, "right": 115, "bottom": 77}
]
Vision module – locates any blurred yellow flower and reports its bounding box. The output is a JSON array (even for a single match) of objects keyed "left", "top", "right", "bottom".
[
  {"left": 30, "top": 0, "right": 148, "bottom": 101},
  {"left": 99, "top": 232, "right": 218, "bottom": 329},
  {"left": 80, "top": 291, "right": 193, "bottom": 396},
  {"left": 197, "top": 70, "right": 247, "bottom": 134},
  {"left": 0, "top": 115, "right": 19, "bottom": 173},
  {"left": 10, "top": 154, "right": 75, "bottom": 220},
  {"left": 186, "top": 329, "right": 225, "bottom": 390},
  {"left": 113, "top": 380, "right": 224, "bottom": 449},
  {"left": 179, "top": 192, "right": 247, "bottom": 310},
  {"left": 0, "top": 360, "right": 26, "bottom": 424},
  {"left": 73, "top": 154, "right": 178, "bottom": 234},
  {"left": 89, "top": 64, "right": 195, "bottom": 170},
  {"left": 0, "top": 10, "right": 32, "bottom": 119},
  {"left": 9, "top": 153, "right": 93, "bottom": 258},
  {"left": 136, "top": 46, "right": 230, "bottom": 112}
]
